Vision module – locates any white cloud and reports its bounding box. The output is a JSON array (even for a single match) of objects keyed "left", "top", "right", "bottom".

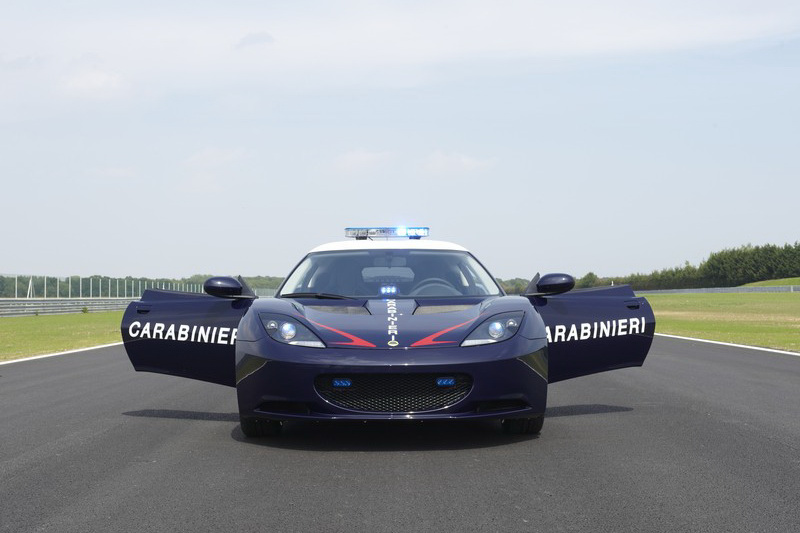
[
  {"left": 5, "top": 1, "right": 799, "bottom": 96},
  {"left": 333, "top": 149, "right": 394, "bottom": 174},
  {"left": 61, "top": 67, "right": 125, "bottom": 99},
  {"left": 0, "top": 53, "right": 44, "bottom": 70},
  {"left": 184, "top": 147, "right": 246, "bottom": 169},
  {"left": 91, "top": 166, "right": 136, "bottom": 180},
  {"left": 235, "top": 31, "right": 275, "bottom": 50},
  {"left": 181, "top": 147, "right": 247, "bottom": 191},
  {"left": 423, "top": 150, "right": 493, "bottom": 174}
]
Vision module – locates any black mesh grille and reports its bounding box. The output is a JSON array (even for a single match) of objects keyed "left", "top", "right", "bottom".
[{"left": 314, "top": 373, "right": 472, "bottom": 413}]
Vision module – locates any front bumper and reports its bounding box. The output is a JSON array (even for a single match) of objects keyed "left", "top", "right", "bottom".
[{"left": 235, "top": 336, "right": 548, "bottom": 421}]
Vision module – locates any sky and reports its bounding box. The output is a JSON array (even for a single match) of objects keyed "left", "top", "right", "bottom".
[{"left": 2, "top": 1, "right": 799, "bottom": 280}]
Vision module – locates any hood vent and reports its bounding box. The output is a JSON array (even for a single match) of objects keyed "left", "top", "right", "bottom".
[
  {"left": 306, "top": 305, "right": 370, "bottom": 315},
  {"left": 414, "top": 305, "right": 473, "bottom": 315}
]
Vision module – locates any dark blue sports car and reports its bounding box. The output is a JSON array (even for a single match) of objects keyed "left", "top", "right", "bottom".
[{"left": 121, "top": 227, "right": 655, "bottom": 437}]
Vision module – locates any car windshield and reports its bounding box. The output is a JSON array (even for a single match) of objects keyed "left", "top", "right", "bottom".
[{"left": 279, "top": 250, "right": 502, "bottom": 298}]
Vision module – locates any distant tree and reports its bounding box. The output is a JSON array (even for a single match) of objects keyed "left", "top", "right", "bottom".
[
  {"left": 496, "top": 277, "right": 530, "bottom": 294},
  {"left": 576, "top": 272, "right": 599, "bottom": 288}
]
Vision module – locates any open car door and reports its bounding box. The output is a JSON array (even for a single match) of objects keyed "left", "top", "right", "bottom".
[
  {"left": 121, "top": 289, "right": 253, "bottom": 387},
  {"left": 530, "top": 285, "right": 655, "bottom": 383}
]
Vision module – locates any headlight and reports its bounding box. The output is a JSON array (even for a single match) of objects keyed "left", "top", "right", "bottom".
[
  {"left": 461, "top": 312, "right": 523, "bottom": 347},
  {"left": 260, "top": 313, "right": 325, "bottom": 348}
]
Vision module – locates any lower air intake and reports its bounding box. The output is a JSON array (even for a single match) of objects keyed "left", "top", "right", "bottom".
[{"left": 314, "top": 373, "right": 472, "bottom": 413}]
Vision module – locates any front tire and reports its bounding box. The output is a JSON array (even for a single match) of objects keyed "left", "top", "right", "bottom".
[
  {"left": 502, "top": 415, "right": 544, "bottom": 435},
  {"left": 240, "top": 416, "right": 282, "bottom": 438}
]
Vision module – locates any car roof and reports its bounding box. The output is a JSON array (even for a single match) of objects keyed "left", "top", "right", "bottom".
[{"left": 309, "top": 239, "right": 469, "bottom": 253}]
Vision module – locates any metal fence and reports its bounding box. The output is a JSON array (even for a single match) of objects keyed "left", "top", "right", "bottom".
[
  {"left": 637, "top": 286, "right": 799, "bottom": 295},
  {"left": 0, "top": 298, "right": 136, "bottom": 317},
  {"left": 0, "top": 274, "right": 204, "bottom": 300},
  {"left": 0, "top": 280, "right": 277, "bottom": 317}
]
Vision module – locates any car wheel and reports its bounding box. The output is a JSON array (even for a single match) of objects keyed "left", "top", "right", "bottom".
[
  {"left": 502, "top": 415, "right": 544, "bottom": 435},
  {"left": 240, "top": 416, "right": 282, "bottom": 438}
]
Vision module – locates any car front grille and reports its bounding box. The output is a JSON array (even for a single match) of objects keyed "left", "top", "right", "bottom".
[{"left": 314, "top": 373, "right": 472, "bottom": 413}]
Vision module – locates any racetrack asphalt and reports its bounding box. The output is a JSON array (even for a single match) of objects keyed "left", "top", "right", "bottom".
[{"left": 1, "top": 337, "right": 798, "bottom": 533}]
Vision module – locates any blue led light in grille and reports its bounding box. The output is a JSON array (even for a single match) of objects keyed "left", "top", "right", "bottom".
[
  {"left": 332, "top": 378, "right": 352, "bottom": 388},
  {"left": 436, "top": 377, "right": 456, "bottom": 387}
]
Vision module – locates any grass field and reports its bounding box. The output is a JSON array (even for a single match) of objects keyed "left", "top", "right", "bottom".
[
  {"left": 1, "top": 293, "right": 798, "bottom": 362},
  {"left": 645, "top": 292, "right": 800, "bottom": 352},
  {"left": 0, "top": 311, "right": 123, "bottom": 362},
  {"left": 743, "top": 277, "right": 800, "bottom": 287}
]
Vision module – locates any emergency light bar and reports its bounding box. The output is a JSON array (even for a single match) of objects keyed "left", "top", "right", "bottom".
[{"left": 345, "top": 226, "right": 430, "bottom": 240}]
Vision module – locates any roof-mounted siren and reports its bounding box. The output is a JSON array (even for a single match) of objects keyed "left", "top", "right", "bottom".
[{"left": 344, "top": 226, "right": 430, "bottom": 240}]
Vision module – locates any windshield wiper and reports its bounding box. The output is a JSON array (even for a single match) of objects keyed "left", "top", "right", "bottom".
[{"left": 280, "top": 292, "right": 356, "bottom": 300}]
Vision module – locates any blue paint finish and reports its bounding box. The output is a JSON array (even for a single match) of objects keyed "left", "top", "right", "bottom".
[
  {"left": 120, "top": 264, "right": 654, "bottom": 428},
  {"left": 234, "top": 340, "right": 549, "bottom": 421},
  {"left": 530, "top": 285, "right": 655, "bottom": 383},
  {"left": 120, "top": 289, "right": 252, "bottom": 387}
]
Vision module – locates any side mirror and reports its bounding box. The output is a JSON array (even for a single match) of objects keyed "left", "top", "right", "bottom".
[
  {"left": 526, "top": 273, "right": 575, "bottom": 296},
  {"left": 204, "top": 276, "right": 245, "bottom": 298}
]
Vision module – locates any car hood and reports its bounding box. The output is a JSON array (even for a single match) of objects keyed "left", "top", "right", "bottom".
[{"left": 254, "top": 296, "right": 532, "bottom": 349}]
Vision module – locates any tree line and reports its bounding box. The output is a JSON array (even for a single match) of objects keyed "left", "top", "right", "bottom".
[
  {"left": 497, "top": 242, "right": 800, "bottom": 293},
  {"left": 579, "top": 242, "right": 799, "bottom": 292},
  {"left": 3, "top": 242, "right": 798, "bottom": 298}
]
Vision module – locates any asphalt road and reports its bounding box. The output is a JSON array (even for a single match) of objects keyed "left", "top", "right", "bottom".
[{"left": 1, "top": 337, "right": 798, "bottom": 533}]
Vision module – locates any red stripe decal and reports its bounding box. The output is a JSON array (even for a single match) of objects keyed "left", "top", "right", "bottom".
[
  {"left": 410, "top": 318, "right": 478, "bottom": 348},
  {"left": 303, "top": 317, "right": 376, "bottom": 348}
]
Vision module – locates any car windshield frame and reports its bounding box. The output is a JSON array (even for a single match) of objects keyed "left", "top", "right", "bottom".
[{"left": 277, "top": 249, "right": 504, "bottom": 299}]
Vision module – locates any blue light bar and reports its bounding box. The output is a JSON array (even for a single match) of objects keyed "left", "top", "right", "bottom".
[
  {"left": 332, "top": 378, "right": 352, "bottom": 388},
  {"left": 380, "top": 285, "right": 398, "bottom": 295},
  {"left": 345, "top": 226, "right": 430, "bottom": 239},
  {"left": 436, "top": 377, "right": 456, "bottom": 387}
]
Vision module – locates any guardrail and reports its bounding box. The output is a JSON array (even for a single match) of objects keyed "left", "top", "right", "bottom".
[
  {"left": 0, "top": 298, "right": 137, "bottom": 317},
  {"left": 637, "top": 286, "right": 798, "bottom": 295},
  {"left": 0, "top": 289, "right": 276, "bottom": 317}
]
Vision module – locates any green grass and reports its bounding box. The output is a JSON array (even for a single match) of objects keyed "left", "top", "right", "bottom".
[
  {"left": 743, "top": 277, "right": 800, "bottom": 287},
  {"left": 645, "top": 292, "right": 800, "bottom": 352},
  {"left": 2, "top": 294, "right": 799, "bottom": 362},
  {"left": 0, "top": 311, "right": 124, "bottom": 362}
]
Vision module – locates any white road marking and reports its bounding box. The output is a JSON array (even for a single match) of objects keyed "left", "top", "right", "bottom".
[
  {"left": 655, "top": 333, "right": 799, "bottom": 357},
  {"left": 2, "top": 334, "right": 796, "bottom": 366},
  {"left": 0, "top": 342, "right": 124, "bottom": 366}
]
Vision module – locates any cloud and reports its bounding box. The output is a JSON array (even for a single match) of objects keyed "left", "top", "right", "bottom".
[
  {"left": 423, "top": 150, "right": 494, "bottom": 174},
  {"left": 0, "top": 54, "right": 44, "bottom": 70},
  {"left": 61, "top": 67, "right": 125, "bottom": 99},
  {"left": 235, "top": 31, "right": 275, "bottom": 50},
  {"left": 7, "top": 1, "right": 799, "bottom": 96},
  {"left": 332, "top": 149, "right": 394, "bottom": 174},
  {"left": 91, "top": 166, "right": 136, "bottom": 180},
  {"left": 181, "top": 147, "right": 247, "bottom": 191},
  {"left": 184, "top": 147, "right": 246, "bottom": 169}
]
